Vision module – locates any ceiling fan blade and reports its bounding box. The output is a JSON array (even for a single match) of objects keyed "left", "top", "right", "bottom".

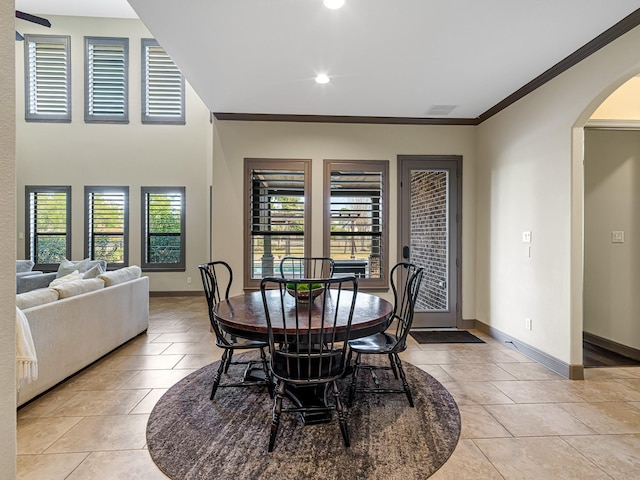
[{"left": 15, "top": 11, "right": 51, "bottom": 28}]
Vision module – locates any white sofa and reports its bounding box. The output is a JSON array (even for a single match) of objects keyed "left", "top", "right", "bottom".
[{"left": 17, "top": 274, "right": 149, "bottom": 406}]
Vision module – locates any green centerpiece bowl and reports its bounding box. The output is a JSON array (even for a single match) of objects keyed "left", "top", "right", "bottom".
[{"left": 286, "top": 283, "right": 324, "bottom": 302}]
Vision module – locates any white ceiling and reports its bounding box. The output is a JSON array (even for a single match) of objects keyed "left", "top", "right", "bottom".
[{"left": 15, "top": 0, "right": 640, "bottom": 120}]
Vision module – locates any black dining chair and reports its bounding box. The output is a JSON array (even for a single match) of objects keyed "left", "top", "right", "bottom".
[
  {"left": 198, "top": 261, "right": 272, "bottom": 400},
  {"left": 279, "top": 256, "right": 335, "bottom": 279},
  {"left": 347, "top": 262, "right": 424, "bottom": 407},
  {"left": 260, "top": 275, "right": 358, "bottom": 452}
]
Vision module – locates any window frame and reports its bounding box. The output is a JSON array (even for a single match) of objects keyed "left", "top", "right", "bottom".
[
  {"left": 141, "top": 186, "right": 186, "bottom": 272},
  {"left": 84, "top": 36, "right": 129, "bottom": 124},
  {"left": 84, "top": 186, "right": 129, "bottom": 269},
  {"left": 323, "top": 160, "right": 389, "bottom": 290},
  {"left": 25, "top": 185, "right": 72, "bottom": 271},
  {"left": 141, "top": 38, "right": 185, "bottom": 125},
  {"left": 244, "top": 158, "right": 312, "bottom": 290},
  {"left": 24, "top": 34, "right": 71, "bottom": 123}
]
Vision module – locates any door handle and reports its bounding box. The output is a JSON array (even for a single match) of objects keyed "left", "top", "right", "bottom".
[{"left": 402, "top": 246, "right": 410, "bottom": 259}]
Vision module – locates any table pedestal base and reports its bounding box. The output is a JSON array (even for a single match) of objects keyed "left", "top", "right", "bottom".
[
  {"left": 245, "top": 367, "right": 333, "bottom": 424},
  {"left": 286, "top": 384, "right": 333, "bottom": 425}
]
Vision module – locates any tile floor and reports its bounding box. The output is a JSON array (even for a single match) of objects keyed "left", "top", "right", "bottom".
[{"left": 16, "top": 296, "right": 640, "bottom": 479}]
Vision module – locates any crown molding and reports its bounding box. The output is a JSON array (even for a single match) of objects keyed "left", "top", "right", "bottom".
[
  {"left": 213, "top": 112, "right": 477, "bottom": 126},
  {"left": 585, "top": 119, "right": 640, "bottom": 130},
  {"left": 477, "top": 8, "right": 640, "bottom": 124}
]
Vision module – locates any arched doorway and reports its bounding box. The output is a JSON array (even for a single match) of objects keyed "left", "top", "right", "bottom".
[{"left": 572, "top": 72, "right": 640, "bottom": 374}]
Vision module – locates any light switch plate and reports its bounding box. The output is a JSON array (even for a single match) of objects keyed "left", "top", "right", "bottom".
[{"left": 612, "top": 231, "right": 625, "bottom": 243}]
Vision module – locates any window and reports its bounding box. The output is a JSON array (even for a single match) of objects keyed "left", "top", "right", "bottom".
[
  {"left": 24, "top": 35, "right": 71, "bottom": 122},
  {"left": 245, "top": 159, "right": 311, "bottom": 288},
  {"left": 141, "top": 187, "right": 186, "bottom": 271},
  {"left": 85, "top": 37, "right": 129, "bottom": 123},
  {"left": 141, "top": 39, "right": 185, "bottom": 124},
  {"left": 25, "top": 186, "right": 71, "bottom": 270},
  {"left": 85, "top": 186, "right": 129, "bottom": 268},
  {"left": 323, "top": 160, "right": 389, "bottom": 289}
]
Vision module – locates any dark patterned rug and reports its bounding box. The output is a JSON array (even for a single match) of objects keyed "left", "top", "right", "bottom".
[{"left": 147, "top": 355, "right": 461, "bottom": 480}]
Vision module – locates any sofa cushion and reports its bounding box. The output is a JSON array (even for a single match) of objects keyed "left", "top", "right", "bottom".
[
  {"left": 16, "top": 288, "right": 59, "bottom": 310},
  {"left": 52, "top": 278, "right": 105, "bottom": 299},
  {"left": 18, "top": 272, "right": 57, "bottom": 294},
  {"left": 98, "top": 266, "right": 142, "bottom": 287},
  {"left": 16, "top": 260, "right": 35, "bottom": 273},
  {"left": 49, "top": 271, "right": 83, "bottom": 287}
]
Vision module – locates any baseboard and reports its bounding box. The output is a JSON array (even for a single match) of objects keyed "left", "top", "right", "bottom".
[
  {"left": 474, "top": 320, "right": 584, "bottom": 380},
  {"left": 583, "top": 332, "right": 640, "bottom": 362},
  {"left": 460, "top": 318, "right": 476, "bottom": 330},
  {"left": 149, "top": 290, "right": 203, "bottom": 297}
]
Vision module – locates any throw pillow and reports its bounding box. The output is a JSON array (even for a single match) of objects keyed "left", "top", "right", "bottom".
[
  {"left": 16, "top": 288, "right": 59, "bottom": 310},
  {"left": 97, "top": 265, "right": 142, "bottom": 287},
  {"left": 56, "top": 258, "right": 91, "bottom": 278},
  {"left": 49, "top": 270, "right": 83, "bottom": 287},
  {"left": 83, "top": 264, "right": 105, "bottom": 279},
  {"left": 16, "top": 260, "right": 35, "bottom": 273}
]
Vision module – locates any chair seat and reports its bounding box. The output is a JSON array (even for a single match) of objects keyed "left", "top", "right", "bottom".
[
  {"left": 218, "top": 333, "right": 268, "bottom": 350},
  {"left": 348, "top": 332, "right": 400, "bottom": 354},
  {"left": 271, "top": 350, "right": 345, "bottom": 382}
]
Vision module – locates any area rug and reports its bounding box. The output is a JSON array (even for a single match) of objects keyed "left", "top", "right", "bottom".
[
  {"left": 147, "top": 355, "right": 461, "bottom": 480},
  {"left": 410, "top": 330, "right": 485, "bottom": 344}
]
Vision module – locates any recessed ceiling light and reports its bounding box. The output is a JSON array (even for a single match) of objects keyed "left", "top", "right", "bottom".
[
  {"left": 315, "top": 74, "right": 330, "bottom": 84},
  {"left": 323, "top": 0, "right": 345, "bottom": 9}
]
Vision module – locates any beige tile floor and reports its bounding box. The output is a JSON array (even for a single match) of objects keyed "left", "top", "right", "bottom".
[{"left": 16, "top": 296, "right": 640, "bottom": 479}]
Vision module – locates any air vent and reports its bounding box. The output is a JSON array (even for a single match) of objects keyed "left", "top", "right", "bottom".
[{"left": 425, "top": 105, "right": 458, "bottom": 116}]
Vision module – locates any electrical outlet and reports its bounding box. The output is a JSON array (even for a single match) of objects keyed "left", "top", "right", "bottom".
[
  {"left": 525, "top": 317, "right": 532, "bottom": 331},
  {"left": 187, "top": 277, "right": 192, "bottom": 284}
]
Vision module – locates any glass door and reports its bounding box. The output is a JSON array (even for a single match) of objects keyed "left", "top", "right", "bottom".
[{"left": 399, "top": 156, "right": 461, "bottom": 329}]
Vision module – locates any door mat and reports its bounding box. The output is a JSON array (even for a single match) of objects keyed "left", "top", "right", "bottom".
[{"left": 410, "top": 330, "right": 485, "bottom": 344}]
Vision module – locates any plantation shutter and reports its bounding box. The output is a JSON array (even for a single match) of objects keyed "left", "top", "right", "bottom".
[
  {"left": 25, "top": 35, "right": 71, "bottom": 122},
  {"left": 142, "top": 39, "right": 185, "bottom": 124},
  {"left": 249, "top": 169, "right": 306, "bottom": 280},
  {"left": 85, "top": 37, "right": 128, "bottom": 123},
  {"left": 86, "top": 187, "right": 129, "bottom": 266},
  {"left": 329, "top": 170, "right": 384, "bottom": 279},
  {"left": 142, "top": 187, "right": 185, "bottom": 270},
  {"left": 26, "top": 187, "right": 71, "bottom": 268}
]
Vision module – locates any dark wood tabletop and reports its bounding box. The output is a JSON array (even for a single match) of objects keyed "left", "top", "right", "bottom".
[{"left": 213, "top": 289, "right": 393, "bottom": 342}]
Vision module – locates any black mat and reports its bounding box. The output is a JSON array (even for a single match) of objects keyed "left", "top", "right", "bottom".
[
  {"left": 147, "top": 354, "right": 461, "bottom": 480},
  {"left": 410, "top": 330, "right": 485, "bottom": 344}
]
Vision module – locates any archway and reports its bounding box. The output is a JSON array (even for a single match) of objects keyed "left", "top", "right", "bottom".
[{"left": 571, "top": 72, "right": 640, "bottom": 375}]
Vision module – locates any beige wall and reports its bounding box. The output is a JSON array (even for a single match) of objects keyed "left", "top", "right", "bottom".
[
  {"left": 476, "top": 26, "right": 640, "bottom": 365},
  {"left": 1, "top": 0, "right": 16, "bottom": 476},
  {"left": 584, "top": 130, "right": 640, "bottom": 350},
  {"left": 211, "top": 120, "right": 477, "bottom": 315},
  {"left": 591, "top": 76, "right": 640, "bottom": 120},
  {"left": 15, "top": 16, "right": 212, "bottom": 292}
]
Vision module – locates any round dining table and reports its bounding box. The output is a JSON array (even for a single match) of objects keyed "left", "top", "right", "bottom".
[
  {"left": 213, "top": 289, "right": 394, "bottom": 424},
  {"left": 213, "top": 289, "right": 394, "bottom": 343}
]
